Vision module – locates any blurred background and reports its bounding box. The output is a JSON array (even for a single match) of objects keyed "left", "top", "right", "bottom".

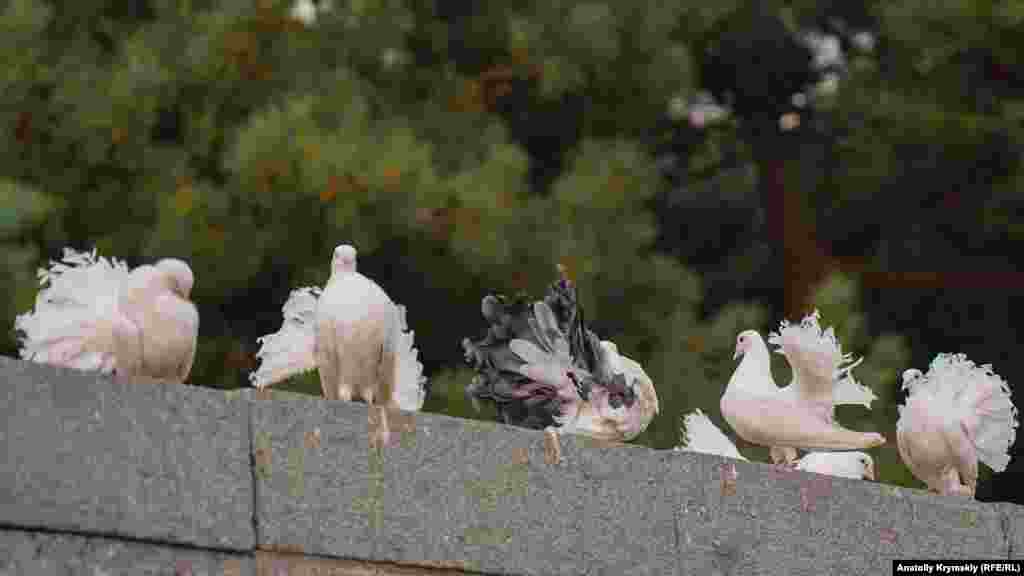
[{"left": 1, "top": 0, "right": 1021, "bottom": 503}]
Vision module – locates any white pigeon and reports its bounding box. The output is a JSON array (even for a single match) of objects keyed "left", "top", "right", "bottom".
[
  {"left": 765, "top": 309, "right": 878, "bottom": 463},
  {"left": 897, "top": 354, "right": 1018, "bottom": 497},
  {"left": 677, "top": 409, "right": 875, "bottom": 480},
  {"left": 15, "top": 247, "right": 199, "bottom": 383},
  {"left": 721, "top": 327, "right": 886, "bottom": 458},
  {"left": 250, "top": 244, "right": 427, "bottom": 447}
]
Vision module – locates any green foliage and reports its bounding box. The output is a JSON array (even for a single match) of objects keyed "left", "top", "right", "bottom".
[
  {"left": 0, "top": 179, "right": 58, "bottom": 341},
  {"left": 1, "top": 0, "right": 1013, "bottom": 494}
]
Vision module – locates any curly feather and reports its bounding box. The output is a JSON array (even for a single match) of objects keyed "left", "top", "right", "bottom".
[
  {"left": 678, "top": 409, "right": 747, "bottom": 460},
  {"left": 906, "top": 353, "right": 1018, "bottom": 472},
  {"left": 768, "top": 309, "right": 875, "bottom": 409},
  {"left": 250, "top": 286, "right": 321, "bottom": 389},
  {"left": 463, "top": 269, "right": 656, "bottom": 439},
  {"left": 15, "top": 247, "right": 132, "bottom": 372},
  {"left": 391, "top": 304, "right": 427, "bottom": 412}
]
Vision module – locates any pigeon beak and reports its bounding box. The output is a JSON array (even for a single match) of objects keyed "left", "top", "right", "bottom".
[
  {"left": 732, "top": 348, "right": 741, "bottom": 361},
  {"left": 864, "top": 465, "right": 875, "bottom": 481}
]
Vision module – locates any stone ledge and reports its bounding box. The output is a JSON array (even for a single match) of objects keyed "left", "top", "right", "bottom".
[
  {"left": 2, "top": 356, "right": 1022, "bottom": 575},
  {"left": 245, "top": 388, "right": 1020, "bottom": 576},
  {"left": 0, "top": 356, "right": 254, "bottom": 551}
]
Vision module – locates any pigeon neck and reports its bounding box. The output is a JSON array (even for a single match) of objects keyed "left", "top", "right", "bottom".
[
  {"left": 727, "top": 343, "right": 772, "bottom": 396},
  {"left": 329, "top": 263, "right": 356, "bottom": 282}
]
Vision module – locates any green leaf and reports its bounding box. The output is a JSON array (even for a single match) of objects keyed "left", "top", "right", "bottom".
[{"left": 0, "top": 179, "right": 57, "bottom": 238}]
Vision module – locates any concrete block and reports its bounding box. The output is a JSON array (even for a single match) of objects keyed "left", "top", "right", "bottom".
[
  {"left": 821, "top": 475, "right": 917, "bottom": 574},
  {"left": 672, "top": 450, "right": 1015, "bottom": 575},
  {"left": 518, "top": 433, "right": 587, "bottom": 576},
  {"left": 375, "top": 413, "right": 532, "bottom": 575},
  {"left": 250, "top": 391, "right": 537, "bottom": 575},
  {"left": 0, "top": 357, "right": 253, "bottom": 550},
  {"left": 576, "top": 442, "right": 681, "bottom": 576},
  {"left": 0, "top": 529, "right": 254, "bottom": 576},
  {"left": 679, "top": 455, "right": 836, "bottom": 576},
  {"left": 248, "top": 392, "right": 378, "bottom": 560},
  {"left": 251, "top": 391, "right": 687, "bottom": 575},
  {"left": 893, "top": 486, "right": 1005, "bottom": 557}
]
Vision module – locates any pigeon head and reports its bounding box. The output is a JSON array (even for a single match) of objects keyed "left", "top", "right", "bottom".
[
  {"left": 900, "top": 368, "right": 924, "bottom": 390},
  {"left": 605, "top": 372, "right": 637, "bottom": 409},
  {"left": 332, "top": 244, "right": 358, "bottom": 273},
  {"left": 830, "top": 451, "right": 876, "bottom": 480},
  {"left": 797, "top": 451, "right": 876, "bottom": 480},
  {"left": 155, "top": 258, "right": 194, "bottom": 298},
  {"left": 733, "top": 330, "right": 763, "bottom": 360}
]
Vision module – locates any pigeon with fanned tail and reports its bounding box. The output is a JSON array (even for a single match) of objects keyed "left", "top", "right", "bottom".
[
  {"left": 15, "top": 247, "right": 199, "bottom": 383},
  {"left": 677, "top": 409, "right": 875, "bottom": 480},
  {"left": 897, "top": 354, "right": 1018, "bottom": 497},
  {"left": 250, "top": 244, "right": 427, "bottom": 447},
  {"left": 721, "top": 324, "right": 885, "bottom": 459},
  {"left": 463, "top": 267, "right": 659, "bottom": 463},
  {"left": 764, "top": 310, "right": 878, "bottom": 463}
]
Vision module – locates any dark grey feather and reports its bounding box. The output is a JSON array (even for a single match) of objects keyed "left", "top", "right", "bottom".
[{"left": 463, "top": 269, "right": 633, "bottom": 431}]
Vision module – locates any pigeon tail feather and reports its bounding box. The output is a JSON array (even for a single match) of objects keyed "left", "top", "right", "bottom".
[
  {"left": 14, "top": 247, "right": 132, "bottom": 372},
  {"left": 770, "top": 309, "right": 875, "bottom": 407},
  {"left": 390, "top": 303, "right": 427, "bottom": 412},
  {"left": 250, "top": 286, "right": 321, "bottom": 388},
  {"left": 831, "top": 360, "right": 876, "bottom": 408},
  {"left": 922, "top": 353, "right": 1019, "bottom": 472},
  {"left": 678, "top": 409, "right": 747, "bottom": 460},
  {"left": 463, "top": 293, "right": 568, "bottom": 430}
]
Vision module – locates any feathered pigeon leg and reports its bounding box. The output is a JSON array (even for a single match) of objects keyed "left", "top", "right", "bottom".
[
  {"left": 368, "top": 406, "right": 392, "bottom": 451},
  {"left": 770, "top": 446, "right": 798, "bottom": 465},
  {"left": 940, "top": 469, "right": 974, "bottom": 497},
  {"left": 952, "top": 424, "right": 979, "bottom": 497},
  {"left": 543, "top": 426, "right": 562, "bottom": 465}
]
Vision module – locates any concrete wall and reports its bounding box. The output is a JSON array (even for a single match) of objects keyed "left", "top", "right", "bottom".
[{"left": 1, "top": 355, "right": 1020, "bottom": 575}]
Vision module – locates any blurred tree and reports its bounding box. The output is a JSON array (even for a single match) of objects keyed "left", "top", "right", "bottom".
[
  {"left": 0, "top": 0, "right": 756, "bottom": 454},
  {"left": 0, "top": 0, "right": 1019, "bottom": 501}
]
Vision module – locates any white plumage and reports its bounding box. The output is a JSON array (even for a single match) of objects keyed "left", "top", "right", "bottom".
[
  {"left": 678, "top": 409, "right": 746, "bottom": 461},
  {"left": 766, "top": 309, "right": 878, "bottom": 463},
  {"left": 15, "top": 247, "right": 199, "bottom": 383},
  {"left": 795, "top": 450, "right": 875, "bottom": 481},
  {"left": 897, "top": 353, "right": 1018, "bottom": 497},
  {"left": 390, "top": 303, "right": 428, "bottom": 412},
  {"left": 768, "top": 310, "right": 875, "bottom": 410},
  {"left": 677, "top": 409, "right": 875, "bottom": 480},
  {"left": 250, "top": 244, "right": 427, "bottom": 446},
  {"left": 721, "top": 315, "right": 886, "bottom": 459},
  {"left": 249, "top": 287, "right": 322, "bottom": 388}
]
